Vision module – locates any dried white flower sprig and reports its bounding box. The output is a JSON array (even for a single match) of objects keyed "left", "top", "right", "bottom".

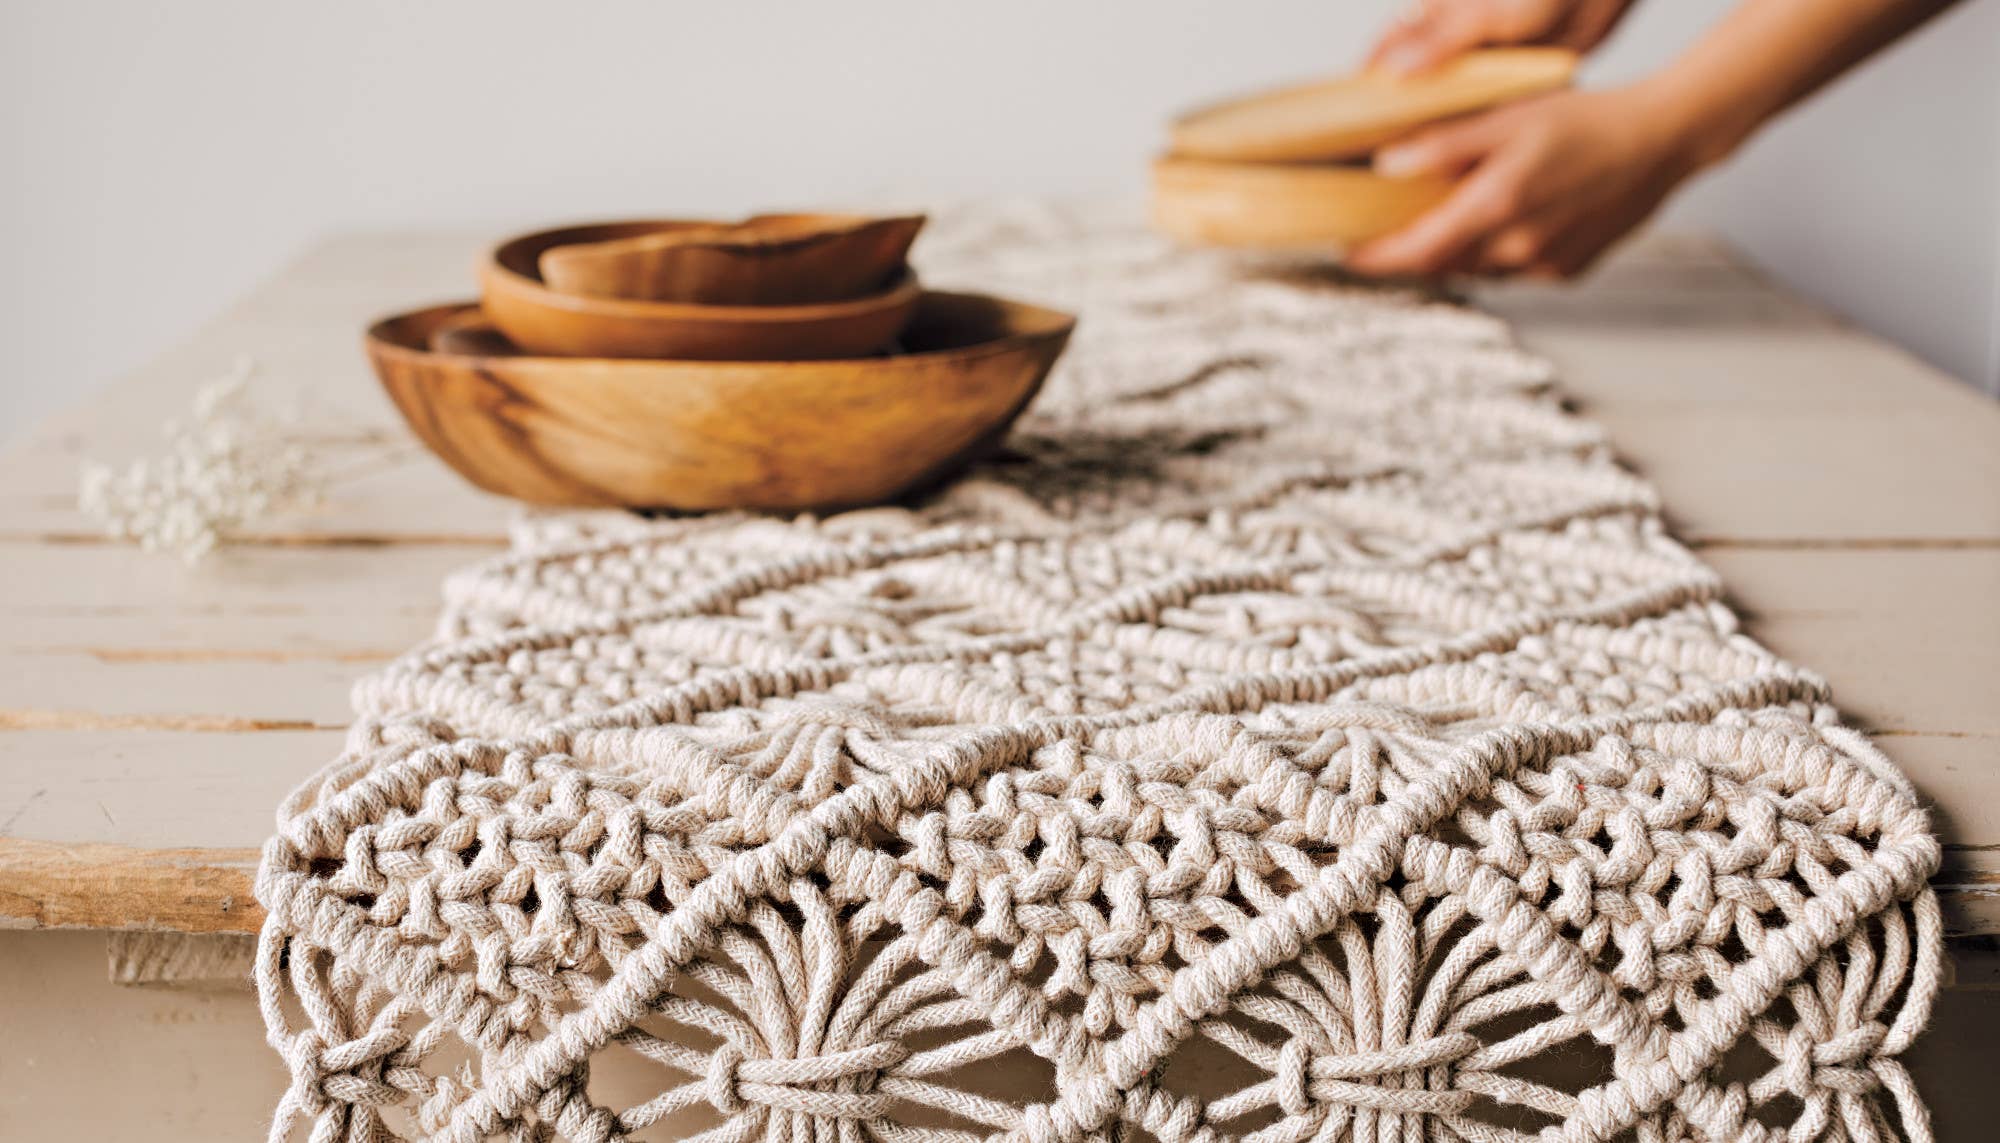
[{"left": 79, "top": 358, "right": 324, "bottom": 563}]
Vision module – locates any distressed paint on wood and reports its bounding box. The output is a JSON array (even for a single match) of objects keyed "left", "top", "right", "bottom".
[{"left": 0, "top": 839, "right": 259, "bottom": 933}]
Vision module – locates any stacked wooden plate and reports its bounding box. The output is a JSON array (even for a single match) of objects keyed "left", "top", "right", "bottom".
[
  {"left": 1153, "top": 48, "right": 1576, "bottom": 249},
  {"left": 367, "top": 214, "right": 1074, "bottom": 511}
]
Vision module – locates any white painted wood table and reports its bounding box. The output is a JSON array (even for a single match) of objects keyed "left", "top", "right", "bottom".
[{"left": 0, "top": 231, "right": 1995, "bottom": 1137}]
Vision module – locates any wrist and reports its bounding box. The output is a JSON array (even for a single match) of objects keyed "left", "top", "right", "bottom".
[{"left": 1630, "top": 66, "right": 1760, "bottom": 176}]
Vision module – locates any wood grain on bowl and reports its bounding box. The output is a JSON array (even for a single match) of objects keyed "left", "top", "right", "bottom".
[
  {"left": 538, "top": 213, "right": 925, "bottom": 305},
  {"left": 367, "top": 292, "right": 1074, "bottom": 511},
  {"left": 1152, "top": 156, "right": 1452, "bottom": 249},
  {"left": 482, "top": 222, "right": 921, "bottom": 359}
]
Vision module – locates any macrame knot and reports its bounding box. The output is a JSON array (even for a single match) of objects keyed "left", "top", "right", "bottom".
[
  {"left": 1277, "top": 1032, "right": 1482, "bottom": 1118},
  {"left": 706, "top": 1045, "right": 748, "bottom": 1115},
  {"left": 1276, "top": 1040, "right": 1313, "bottom": 1117},
  {"left": 416, "top": 1067, "right": 477, "bottom": 1136},
  {"left": 1017, "top": 1101, "right": 1062, "bottom": 1143},
  {"left": 705, "top": 1041, "right": 910, "bottom": 1121},
  {"left": 316, "top": 1027, "right": 414, "bottom": 1109},
  {"left": 776, "top": 699, "right": 893, "bottom": 736},
  {"left": 1774, "top": 1022, "right": 1891, "bottom": 1099},
  {"left": 284, "top": 1026, "right": 408, "bottom": 1120},
  {"left": 283, "top": 1029, "right": 334, "bottom": 1118}
]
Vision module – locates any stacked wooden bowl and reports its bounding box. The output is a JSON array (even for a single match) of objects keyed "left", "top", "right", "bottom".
[
  {"left": 368, "top": 214, "right": 1075, "bottom": 511},
  {"left": 1153, "top": 48, "right": 1576, "bottom": 250}
]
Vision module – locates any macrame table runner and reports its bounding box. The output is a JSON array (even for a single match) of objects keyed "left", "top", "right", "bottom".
[{"left": 256, "top": 205, "right": 1942, "bottom": 1143}]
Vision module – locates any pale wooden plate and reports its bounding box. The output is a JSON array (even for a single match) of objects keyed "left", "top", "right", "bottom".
[{"left": 1171, "top": 47, "right": 1577, "bottom": 163}]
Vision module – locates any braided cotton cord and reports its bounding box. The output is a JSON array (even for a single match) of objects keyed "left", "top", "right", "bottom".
[{"left": 256, "top": 204, "right": 1941, "bottom": 1143}]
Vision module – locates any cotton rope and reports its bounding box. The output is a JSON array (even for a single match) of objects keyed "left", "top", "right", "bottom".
[{"left": 255, "top": 203, "right": 1942, "bottom": 1143}]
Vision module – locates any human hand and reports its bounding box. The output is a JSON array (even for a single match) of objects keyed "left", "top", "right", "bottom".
[
  {"left": 1345, "top": 82, "right": 1710, "bottom": 279},
  {"left": 1369, "top": 0, "right": 1639, "bottom": 74}
]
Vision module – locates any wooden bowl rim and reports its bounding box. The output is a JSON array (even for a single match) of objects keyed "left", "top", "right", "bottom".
[
  {"left": 368, "top": 291, "right": 1075, "bottom": 370},
  {"left": 489, "top": 222, "right": 921, "bottom": 322},
  {"left": 547, "top": 213, "right": 924, "bottom": 255}
]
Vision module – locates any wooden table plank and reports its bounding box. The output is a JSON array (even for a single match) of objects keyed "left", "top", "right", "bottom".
[
  {"left": 1482, "top": 275, "right": 2000, "bottom": 546},
  {"left": 0, "top": 730, "right": 347, "bottom": 850},
  {"left": 1597, "top": 404, "right": 2000, "bottom": 545},
  {"left": 0, "top": 541, "right": 466, "bottom": 641},
  {"left": 1703, "top": 548, "right": 2000, "bottom": 737},
  {"left": 0, "top": 840, "right": 259, "bottom": 933},
  {"left": 0, "top": 230, "right": 1993, "bottom": 936},
  {"left": 0, "top": 541, "right": 470, "bottom": 727}
]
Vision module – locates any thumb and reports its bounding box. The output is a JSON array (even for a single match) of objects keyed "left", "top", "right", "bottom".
[
  {"left": 1373, "top": 113, "right": 1508, "bottom": 178},
  {"left": 1375, "top": 2, "right": 1533, "bottom": 75},
  {"left": 1374, "top": 16, "right": 1483, "bottom": 75}
]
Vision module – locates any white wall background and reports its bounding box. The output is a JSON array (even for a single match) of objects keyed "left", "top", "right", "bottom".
[{"left": 5, "top": 0, "right": 1996, "bottom": 440}]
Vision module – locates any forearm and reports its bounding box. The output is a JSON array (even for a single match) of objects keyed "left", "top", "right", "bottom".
[{"left": 1643, "top": 0, "right": 1964, "bottom": 170}]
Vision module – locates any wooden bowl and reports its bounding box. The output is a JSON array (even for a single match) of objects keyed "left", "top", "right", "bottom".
[
  {"left": 1152, "top": 156, "right": 1452, "bottom": 249},
  {"left": 367, "top": 292, "right": 1074, "bottom": 511},
  {"left": 480, "top": 223, "right": 921, "bottom": 359},
  {"left": 1171, "top": 47, "right": 1577, "bottom": 163},
  {"left": 537, "top": 213, "right": 925, "bottom": 305}
]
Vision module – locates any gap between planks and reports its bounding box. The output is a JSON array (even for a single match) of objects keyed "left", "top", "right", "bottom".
[
  {"left": 1687, "top": 536, "right": 2000, "bottom": 552},
  {"left": 5, "top": 531, "right": 511, "bottom": 549},
  {"left": 0, "top": 710, "right": 347, "bottom": 733},
  {"left": 25, "top": 646, "right": 403, "bottom": 664}
]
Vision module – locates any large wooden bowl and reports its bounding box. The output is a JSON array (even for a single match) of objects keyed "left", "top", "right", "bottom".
[
  {"left": 481, "top": 223, "right": 920, "bottom": 360},
  {"left": 537, "top": 213, "right": 925, "bottom": 305},
  {"left": 1152, "top": 156, "right": 1453, "bottom": 249},
  {"left": 367, "top": 292, "right": 1073, "bottom": 511}
]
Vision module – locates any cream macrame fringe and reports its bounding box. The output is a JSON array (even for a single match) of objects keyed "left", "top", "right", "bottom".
[{"left": 256, "top": 203, "right": 1942, "bottom": 1143}]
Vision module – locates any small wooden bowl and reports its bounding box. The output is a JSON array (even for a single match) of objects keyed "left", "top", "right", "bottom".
[
  {"left": 1170, "top": 47, "right": 1577, "bottom": 163},
  {"left": 538, "top": 213, "right": 925, "bottom": 305},
  {"left": 1152, "top": 156, "right": 1452, "bottom": 249},
  {"left": 367, "top": 292, "right": 1074, "bottom": 511},
  {"left": 426, "top": 307, "right": 506, "bottom": 356},
  {"left": 481, "top": 223, "right": 921, "bottom": 359}
]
